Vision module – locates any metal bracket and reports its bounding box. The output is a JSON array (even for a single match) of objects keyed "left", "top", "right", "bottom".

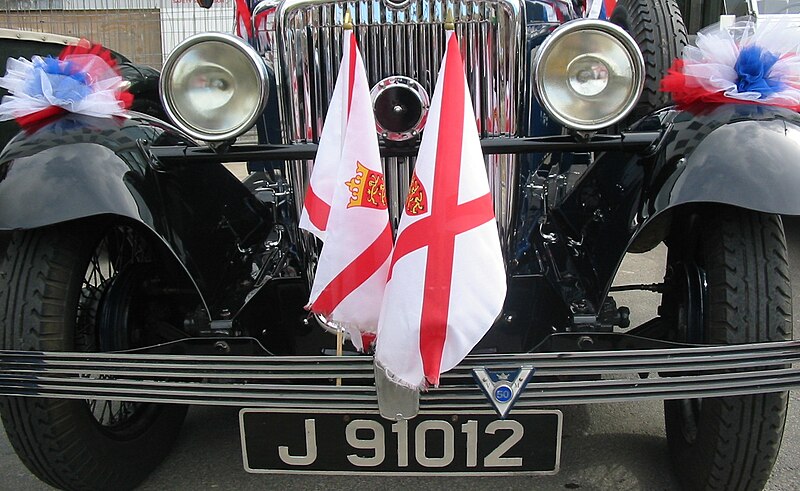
[{"left": 374, "top": 363, "right": 419, "bottom": 421}]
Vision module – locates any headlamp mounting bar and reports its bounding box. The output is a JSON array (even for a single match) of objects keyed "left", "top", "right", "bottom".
[{"left": 150, "top": 132, "right": 660, "bottom": 163}]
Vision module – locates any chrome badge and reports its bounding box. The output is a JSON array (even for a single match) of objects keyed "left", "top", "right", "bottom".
[{"left": 472, "top": 367, "right": 535, "bottom": 418}]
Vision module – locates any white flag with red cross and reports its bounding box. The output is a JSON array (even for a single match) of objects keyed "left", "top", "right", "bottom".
[
  {"left": 298, "top": 32, "right": 354, "bottom": 240},
  {"left": 375, "top": 31, "right": 507, "bottom": 389},
  {"left": 299, "top": 31, "right": 393, "bottom": 351},
  {"left": 584, "top": 0, "right": 617, "bottom": 20},
  {"left": 234, "top": 0, "right": 253, "bottom": 44}
]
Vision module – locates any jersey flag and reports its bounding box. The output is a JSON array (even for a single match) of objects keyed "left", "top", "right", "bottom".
[
  {"left": 375, "top": 31, "right": 507, "bottom": 389},
  {"left": 299, "top": 31, "right": 393, "bottom": 351}
]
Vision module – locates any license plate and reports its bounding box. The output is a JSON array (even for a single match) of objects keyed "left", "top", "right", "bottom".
[{"left": 239, "top": 408, "right": 562, "bottom": 475}]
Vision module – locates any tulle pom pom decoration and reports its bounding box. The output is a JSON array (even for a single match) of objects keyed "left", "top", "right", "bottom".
[
  {"left": 661, "top": 18, "right": 800, "bottom": 111},
  {"left": 0, "top": 41, "right": 133, "bottom": 126}
]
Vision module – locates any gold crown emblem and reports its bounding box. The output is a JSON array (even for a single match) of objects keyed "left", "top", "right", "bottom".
[{"left": 346, "top": 161, "right": 388, "bottom": 210}]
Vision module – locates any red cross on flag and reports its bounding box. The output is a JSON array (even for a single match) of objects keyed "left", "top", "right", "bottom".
[
  {"left": 375, "top": 31, "right": 507, "bottom": 389},
  {"left": 298, "top": 32, "right": 354, "bottom": 240},
  {"left": 584, "top": 0, "right": 617, "bottom": 20},
  {"left": 299, "top": 31, "right": 393, "bottom": 350},
  {"left": 234, "top": 0, "right": 253, "bottom": 44}
]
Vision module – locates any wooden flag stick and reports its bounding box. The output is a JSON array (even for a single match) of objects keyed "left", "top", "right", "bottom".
[{"left": 336, "top": 328, "right": 343, "bottom": 386}]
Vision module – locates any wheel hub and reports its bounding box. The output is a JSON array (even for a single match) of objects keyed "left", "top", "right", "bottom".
[
  {"left": 96, "top": 264, "right": 153, "bottom": 352},
  {"left": 668, "top": 259, "right": 708, "bottom": 443},
  {"left": 672, "top": 261, "right": 707, "bottom": 345}
]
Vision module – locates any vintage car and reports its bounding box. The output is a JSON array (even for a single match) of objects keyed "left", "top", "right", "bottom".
[{"left": 1, "top": 0, "right": 800, "bottom": 489}]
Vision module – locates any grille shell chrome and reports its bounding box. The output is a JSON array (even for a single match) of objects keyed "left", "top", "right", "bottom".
[{"left": 272, "top": 0, "right": 524, "bottom": 264}]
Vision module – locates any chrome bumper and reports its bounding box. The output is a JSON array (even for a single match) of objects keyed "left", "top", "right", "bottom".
[{"left": 1, "top": 341, "right": 799, "bottom": 411}]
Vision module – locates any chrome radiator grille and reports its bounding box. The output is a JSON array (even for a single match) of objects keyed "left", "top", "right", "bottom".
[{"left": 274, "top": 0, "right": 523, "bottom": 255}]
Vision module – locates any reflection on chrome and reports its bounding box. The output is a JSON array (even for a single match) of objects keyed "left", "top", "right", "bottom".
[{"left": 274, "top": 0, "right": 523, "bottom": 279}]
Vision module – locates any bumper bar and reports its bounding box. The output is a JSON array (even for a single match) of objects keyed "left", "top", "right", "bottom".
[
  {"left": 149, "top": 132, "right": 661, "bottom": 163},
  {"left": 0, "top": 340, "right": 798, "bottom": 410}
]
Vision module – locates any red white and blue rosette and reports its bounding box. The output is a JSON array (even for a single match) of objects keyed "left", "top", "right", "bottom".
[
  {"left": 662, "top": 18, "right": 800, "bottom": 111},
  {"left": 0, "top": 41, "right": 132, "bottom": 126}
]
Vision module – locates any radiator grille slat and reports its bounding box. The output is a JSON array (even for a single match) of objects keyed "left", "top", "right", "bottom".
[
  {"left": 275, "top": 0, "right": 523, "bottom": 273},
  {"left": 277, "top": 0, "right": 522, "bottom": 139}
]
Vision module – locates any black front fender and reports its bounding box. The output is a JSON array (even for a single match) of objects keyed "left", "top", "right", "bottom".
[
  {"left": 648, "top": 104, "right": 800, "bottom": 217},
  {"left": 0, "top": 115, "right": 273, "bottom": 318},
  {"left": 0, "top": 127, "right": 157, "bottom": 229}
]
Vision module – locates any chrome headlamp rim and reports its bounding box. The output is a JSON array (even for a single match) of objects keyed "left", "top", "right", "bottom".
[
  {"left": 159, "top": 32, "right": 269, "bottom": 142},
  {"left": 533, "top": 19, "right": 645, "bottom": 132}
]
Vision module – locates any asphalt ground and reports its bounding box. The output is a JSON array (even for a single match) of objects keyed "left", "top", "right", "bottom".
[{"left": 2, "top": 217, "right": 800, "bottom": 490}]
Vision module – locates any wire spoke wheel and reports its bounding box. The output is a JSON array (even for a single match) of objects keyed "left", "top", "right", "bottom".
[
  {"left": 75, "top": 226, "right": 160, "bottom": 434},
  {"left": 0, "top": 222, "right": 188, "bottom": 490},
  {"left": 88, "top": 397, "right": 140, "bottom": 429}
]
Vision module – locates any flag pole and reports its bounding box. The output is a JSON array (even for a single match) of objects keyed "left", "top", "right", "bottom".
[
  {"left": 334, "top": 8, "right": 353, "bottom": 388},
  {"left": 343, "top": 8, "right": 353, "bottom": 30},
  {"left": 445, "top": 7, "right": 454, "bottom": 31},
  {"left": 336, "top": 329, "right": 343, "bottom": 385}
]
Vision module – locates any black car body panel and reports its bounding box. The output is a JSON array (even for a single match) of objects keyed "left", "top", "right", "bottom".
[
  {"left": 547, "top": 105, "right": 800, "bottom": 310},
  {"left": 0, "top": 116, "right": 273, "bottom": 317},
  {"left": 2, "top": 103, "right": 800, "bottom": 340}
]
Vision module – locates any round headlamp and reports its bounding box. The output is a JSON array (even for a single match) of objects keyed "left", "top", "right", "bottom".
[
  {"left": 533, "top": 20, "right": 644, "bottom": 131},
  {"left": 160, "top": 32, "right": 268, "bottom": 142}
]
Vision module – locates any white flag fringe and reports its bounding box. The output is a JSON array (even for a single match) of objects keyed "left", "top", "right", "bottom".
[
  {"left": 375, "top": 31, "right": 507, "bottom": 389},
  {"left": 299, "top": 31, "right": 393, "bottom": 351}
]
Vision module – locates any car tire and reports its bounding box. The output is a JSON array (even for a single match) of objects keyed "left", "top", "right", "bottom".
[
  {"left": 619, "top": 0, "right": 688, "bottom": 120},
  {"left": 663, "top": 209, "right": 791, "bottom": 491},
  {"left": 0, "top": 223, "right": 188, "bottom": 491}
]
